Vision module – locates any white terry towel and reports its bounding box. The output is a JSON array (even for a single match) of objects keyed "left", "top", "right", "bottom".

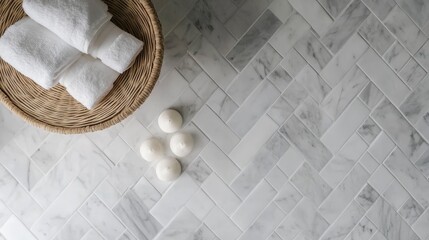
[
  {"left": 88, "top": 21, "right": 144, "bottom": 73},
  {"left": 23, "top": 0, "right": 112, "bottom": 54},
  {"left": 59, "top": 55, "right": 120, "bottom": 109},
  {"left": 0, "top": 17, "right": 81, "bottom": 89}
]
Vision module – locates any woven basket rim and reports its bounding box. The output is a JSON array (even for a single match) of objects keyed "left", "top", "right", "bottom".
[{"left": 0, "top": 0, "right": 164, "bottom": 134}]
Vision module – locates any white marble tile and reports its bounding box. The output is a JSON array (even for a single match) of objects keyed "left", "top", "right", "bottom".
[
  {"left": 367, "top": 165, "right": 394, "bottom": 194},
  {"left": 280, "top": 115, "right": 332, "bottom": 171},
  {"left": 31, "top": 133, "right": 76, "bottom": 173},
  {"left": 102, "top": 136, "right": 130, "bottom": 165},
  {"left": 268, "top": 97, "right": 294, "bottom": 126},
  {"left": 193, "top": 105, "right": 239, "bottom": 154},
  {"left": 201, "top": 174, "right": 241, "bottom": 215},
  {"left": 358, "top": 118, "right": 381, "bottom": 145},
  {"left": 367, "top": 132, "right": 395, "bottom": 163},
  {"left": 357, "top": 48, "right": 411, "bottom": 106},
  {"left": 158, "top": 0, "right": 196, "bottom": 35},
  {"left": 415, "top": 148, "right": 429, "bottom": 177},
  {"left": 79, "top": 195, "right": 125, "bottom": 240},
  {"left": 185, "top": 157, "right": 212, "bottom": 185},
  {"left": 187, "top": 0, "right": 236, "bottom": 56},
  {"left": 117, "top": 231, "right": 137, "bottom": 240},
  {"left": 319, "top": 164, "right": 370, "bottom": 223},
  {"left": 52, "top": 213, "right": 91, "bottom": 240},
  {"left": 113, "top": 190, "right": 162, "bottom": 240},
  {"left": 322, "top": 0, "right": 370, "bottom": 53},
  {"left": 383, "top": 6, "right": 427, "bottom": 55},
  {"left": 232, "top": 180, "right": 276, "bottom": 230},
  {"left": 383, "top": 179, "right": 410, "bottom": 210},
  {"left": 399, "top": 58, "right": 427, "bottom": 89},
  {"left": 119, "top": 118, "right": 152, "bottom": 153},
  {"left": 274, "top": 182, "right": 302, "bottom": 214},
  {"left": 155, "top": 208, "right": 201, "bottom": 240},
  {"left": 385, "top": 148, "right": 429, "bottom": 209},
  {"left": 204, "top": 207, "right": 241, "bottom": 240},
  {"left": 291, "top": 162, "right": 332, "bottom": 206},
  {"left": 346, "top": 217, "right": 376, "bottom": 240},
  {"left": 277, "top": 147, "right": 305, "bottom": 178},
  {"left": 106, "top": 150, "right": 150, "bottom": 194},
  {"left": 400, "top": 75, "right": 429, "bottom": 124},
  {"left": 13, "top": 126, "right": 48, "bottom": 157},
  {"left": 359, "top": 152, "right": 379, "bottom": 174},
  {"left": 372, "top": 98, "right": 428, "bottom": 162},
  {"left": 321, "top": 99, "right": 369, "bottom": 153},
  {"left": 186, "top": 189, "right": 214, "bottom": 220},
  {"left": 322, "top": 66, "right": 369, "bottom": 119},
  {"left": 206, "top": 88, "right": 238, "bottom": 122},
  {"left": 367, "top": 198, "right": 420, "bottom": 240},
  {"left": 191, "top": 224, "right": 215, "bottom": 240},
  {"left": 203, "top": 0, "right": 236, "bottom": 23},
  {"left": 133, "top": 177, "right": 161, "bottom": 209},
  {"left": 80, "top": 229, "right": 103, "bottom": 240},
  {"left": 6, "top": 186, "right": 42, "bottom": 227},
  {"left": 295, "top": 65, "right": 331, "bottom": 104},
  {"left": 383, "top": 41, "right": 411, "bottom": 72},
  {"left": 228, "top": 81, "right": 280, "bottom": 137},
  {"left": 176, "top": 54, "right": 204, "bottom": 82},
  {"left": 227, "top": 44, "right": 282, "bottom": 105},
  {"left": 412, "top": 207, "right": 429, "bottom": 239},
  {"left": 359, "top": 82, "right": 384, "bottom": 109},
  {"left": 288, "top": 0, "right": 333, "bottom": 36},
  {"left": 358, "top": 14, "right": 395, "bottom": 55},
  {"left": 282, "top": 81, "right": 309, "bottom": 108},
  {"left": 268, "top": 65, "right": 293, "bottom": 92},
  {"left": 320, "top": 134, "right": 368, "bottom": 188},
  {"left": 295, "top": 33, "right": 332, "bottom": 73},
  {"left": 238, "top": 203, "right": 285, "bottom": 240},
  {"left": 0, "top": 215, "right": 37, "bottom": 240},
  {"left": 360, "top": 0, "right": 395, "bottom": 20},
  {"left": 355, "top": 184, "right": 379, "bottom": 211},
  {"left": 415, "top": 40, "right": 429, "bottom": 71},
  {"left": 280, "top": 48, "right": 307, "bottom": 77},
  {"left": 226, "top": 10, "right": 282, "bottom": 71},
  {"left": 265, "top": 166, "right": 288, "bottom": 190},
  {"left": 200, "top": 142, "right": 239, "bottom": 184},
  {"left": 395, "top": 196, "right": 420, "bottom": 225},
  {"left": 189, "top": 36, "right": 237, "bottom": 90},
  {"left": 230, "top": 132, "right": 289, "bottom": 199},
  {"left": 395, "top": 0, "right": 429, "bottom": 28},
  {"left": 190, "top": 72, "right": 217, "bottom": 101},
  {"left": 0, "top": 201, "right": 11, "bottom": 227},
  {"left": 268, "top": 0, "right": 293, "bottom": 23},
  {"left": 31, "top": 137, "right": 106, "bottom": 208},
  {"left": 0, "top": 142, "right": 43, "bottom": 191},
  {"left": 276, "top": 198, "right": 329, "bottom": 240},
  {"left": 321, "top": 34, "right": 368, "bottom": 88},
  {"left": 0, "top": 106, "right": 26, "bottom": 150},
  {"left": 320, "top": 201, "right": 365, "bottom": 240},
  {"left": 150, "top": 174, "right": 199, "bottom": 225},
  {"left": 318, "top": 0, "right": 352, "bottom": 18},
  {"left": 225, "top": 0, "right": 273, "bottom": 39},
  {"left": 269, "top": 13, "right": 311, "bottom": 57},
  {"left": 95, "top": 179, "right": 121, "bottom": 209},
  {"left": 31, "top": 158, "right": 110, "bottom": 240}
]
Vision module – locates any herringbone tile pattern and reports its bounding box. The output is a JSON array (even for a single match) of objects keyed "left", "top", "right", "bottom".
[{"left": 1, "top": 0, "right": 429, "bottom": 239}]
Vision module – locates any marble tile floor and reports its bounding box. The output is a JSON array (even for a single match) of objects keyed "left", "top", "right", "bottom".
[{"left": 1, "top": 0, "right": 429, "bottom": 239}]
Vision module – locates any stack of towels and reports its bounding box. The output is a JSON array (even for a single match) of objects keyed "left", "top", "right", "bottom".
[{"left": 0, "top": 0, "right": 144, "bottom": 109}]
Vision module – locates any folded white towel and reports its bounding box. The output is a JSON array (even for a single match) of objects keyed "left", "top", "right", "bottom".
[
  {"left": 0, "top": 17, "right": 81, "bottom": 89},
  {"left": 89, "top": 21, "right": 144, "bottom": 73},
  {"left": 59, "top": 55, "right": 119, "bottom": 109},
  {"left": 23, "top": 0, "right": 112, "bottom": 53}
]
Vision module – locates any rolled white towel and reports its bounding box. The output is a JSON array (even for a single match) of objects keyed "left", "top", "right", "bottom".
[
  {"left": 88, "top": 21, "right": 144, "bottom": 73},
  {"left": 22, "top": 0, "right": 112, "bottom": 53},
  {"left": 59, "top": 55, "right": 119, "bottom": 109},
  {"left": 0, "top": 17, "right": 81, "bottom": 89}
]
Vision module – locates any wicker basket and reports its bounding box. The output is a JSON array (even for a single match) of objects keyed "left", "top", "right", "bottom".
[{"left": 0, "top": 0, "right": 163, "bottom": 134}]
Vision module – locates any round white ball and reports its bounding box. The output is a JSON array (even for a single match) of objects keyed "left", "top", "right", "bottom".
[
  {"left": 170, "top": 132, "right": 194, "bottom": 157},
  {"left": 156, "top": 157, "right": 182, "bottom": 181},
  {"left": 139, "top": 138, "right": 164, "bottom": 162},
  {"left": 158, "top": 109, "right": 183, "bottom": 133}
]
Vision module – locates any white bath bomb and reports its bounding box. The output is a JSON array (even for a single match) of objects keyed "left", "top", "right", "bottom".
[
  {"left": 140, "top": 138, "right": 164, "bottom": 162},
  {"left": 170, "top": 132, "right": 194, "bottom": 157},
  {"left": 156, "top": 157, "right": 182, "bottom": 181},
  {"left": 158, "top": 109, "right": 183, "bottom": 133}
]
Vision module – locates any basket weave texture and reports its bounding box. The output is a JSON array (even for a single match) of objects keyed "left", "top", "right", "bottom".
[{"left": 0, "top": 0, "right": 164, "bottom": 134}]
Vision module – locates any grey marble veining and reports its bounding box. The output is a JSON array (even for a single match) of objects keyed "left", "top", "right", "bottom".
[
  {"left": 2, "top": 0, "right": 429, "bottom": 239},
  {"left": 321, "top": 0, "right": 370, "bottom": 53}
]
